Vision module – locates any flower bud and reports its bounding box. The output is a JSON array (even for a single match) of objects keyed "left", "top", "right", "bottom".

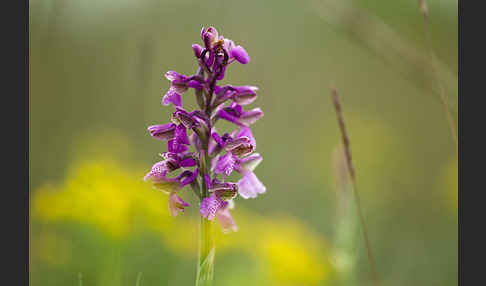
[{"left": 192, "top": 44, "right": 203, "bottom": 58}]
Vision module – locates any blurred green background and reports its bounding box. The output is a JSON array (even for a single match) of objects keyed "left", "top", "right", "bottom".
[{"left": 29, "top": 0, "right": 458, "bottom": 285}]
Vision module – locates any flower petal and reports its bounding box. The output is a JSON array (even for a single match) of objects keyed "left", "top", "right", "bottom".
[
  {"left": 190, "top": 132, "right": 203, "bottom": 152},
  {"left": 237, "top": 172, "right": 266, "bottom": 199},
  {"left": 230, "top": 45, "right": 250, "bottom": 64},
  {"left": 174, "top": 124, "right": 190, "bottom": 145},
  {"left": 200, "top": 193, "right": 228, "bottom": 220},
  {"left": 218, "top": 106, "right": 263, "bottom": 127},
  {"left": 180, "top": 157, "right": 197, "bottom": 167},
  {"left": 179, "top": 168, "right": 199, "bottom": 187},
  {"left": 147, "top": 123, "right": 176, "bottom": 140},
  {"left": 214, "top": 152, "right": 236, "bottom": 176},
  {"left": 165, "top": 71, "right": 188, "bottom": 82},
  {"left": 204, "top": 173, "right": 211, "bottom": 190},
  {"left": 169, "top": 193, "right": 190, "bottom": 217},
  {"left": 168, "top": 139, "right": 188, "bottom": 153},
  {"left": 209, "top": 181, "right": 238, "bottom": 201},
  {"left": 236, "top": 127, "right": 256, "bottom": 147},
  {"left": 216, "top": 207, "right": 238, "bottom": 233},
  {"left": 235, "top": 153, "right": 263, "bottom": 173},
  {"left": 144, "top": 161, "right": 167, "bottom": 181},
  {"left": 172, "top": 108, "right": 196, "bottom": 128},
  {"left": 162, "top": 90, "right": 182, "bottom": 107},
  {"left": 239, "top": 108, "right": 263, "bottom": 126},
  {"left": 192, "top": 44, "right": 203, "bottom": 58},
  {"left": 217, "top": 108, "right": 241, "bottom": 126}
]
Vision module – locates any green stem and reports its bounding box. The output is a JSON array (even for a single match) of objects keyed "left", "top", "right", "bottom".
[
  {"left": 195, "top": 125, "right": 215, "bottom": 286},
  {"left": 196, "top": 217, "right": 215, "bottom": 286}
]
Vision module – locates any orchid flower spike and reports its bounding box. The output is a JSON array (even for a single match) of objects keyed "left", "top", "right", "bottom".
[{"left": 144, "top": 26, "right": 265, "bottom": 234}]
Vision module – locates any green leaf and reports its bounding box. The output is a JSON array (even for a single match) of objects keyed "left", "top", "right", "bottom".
[{"left": 195, "top": 247, "right": 215, "bottom": 286}]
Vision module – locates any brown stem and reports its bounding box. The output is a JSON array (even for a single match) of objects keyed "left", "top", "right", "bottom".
[
  {"left": 330, "top": 87, "right": 380, "bottom": 286},
  {"left": 420, "top": 0, "right": 458, "bottom": 153}
]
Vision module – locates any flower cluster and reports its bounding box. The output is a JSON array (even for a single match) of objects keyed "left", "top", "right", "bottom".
[{"left": 144, "top": 27, "right": 265, "bottom": 233}]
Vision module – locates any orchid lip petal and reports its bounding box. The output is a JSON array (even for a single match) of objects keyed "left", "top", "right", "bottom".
[
  {"left": 200, "top": 193, "right": 228, "bottom": 220},
  {"left": 216, "top": 207, "right": 238, "bottom": 233},
  {"left": 237, "top": 172, "right": 266, "bottom": 199},
  {"left": 214, "top": 152, "right": 236, "bottom": 177}
]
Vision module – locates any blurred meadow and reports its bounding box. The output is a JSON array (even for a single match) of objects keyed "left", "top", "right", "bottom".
[{"left": 29, "top": 0, "right": 458, "bottom": 285}]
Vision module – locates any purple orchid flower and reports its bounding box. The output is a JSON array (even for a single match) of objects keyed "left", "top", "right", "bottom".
[
  {"left": 213, "top": 85, "right": 258, "bottom": 107},
  {"left": 209, "top": 178, "right": 238, "bottom": 200},
  {"left": 169, "top": 192, "right": 191, "bottom": 217},
  {"left": 213, "top": 152, "right": 236, "bottom": 177},
  {"left": 144, "top": 159, "right": 198, "bottom": 184},
  {"left": 200, "top": 27, "right": 250, "bottom": 65},
  {"left": 217, "top": 103, "right": 263, "bottom": 127},
  {"left": 234, "top": 153, "right": 263, "bottom": 173},
  {"left": 145, "top": 26, "right": 264, "bottom": 235},
  {"left": 200, "top": 193, "right": 228, "bottom": 220},
  {"left": 237, "top": 171, "right": 266, "bottom": 199},
  {"left": 147, "top": 123, "right": 177, "bottom": 141},
  {"left": 216, "top": 206, "right": 238, "bottom": 233},
  {"left": 163, "top": 71, "right": 204, "bottom": 107}
]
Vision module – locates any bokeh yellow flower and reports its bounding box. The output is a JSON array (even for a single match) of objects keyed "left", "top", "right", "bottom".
[{"left": 31, "top": 151, "right": 333, "bottom": 285}]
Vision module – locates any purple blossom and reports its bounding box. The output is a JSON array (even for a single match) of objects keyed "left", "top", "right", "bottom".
[
  {"left": 144, "top": 162, "right": 172, "bottom": 182},
  {"left": 169, "top": 192, "right": 190, "bottom": 217},
  {"left": 165, "top": 71, "right": 191, "bottom": 93},
  {"left": 235, "top": 153, "right": 263, "bottom": 173},
  {"left": 162, "top": 90, "right": 182, "bottom": 107},
  {"left": 163, "top": 71, "right": 204, "bottom": 107},
  {"left": 168, "top": 139, "right": 188, "bottom": 153},
  {"left": 211, "top": 85, "right": 258, "bottom": 110},
  {"left": 179, "top": 168, "right": 199, "bottom": 187},
  {"left": 204, "top": 173, "right": 211, "bottom": 190},
  {"left": 209, "top": 178, "right": 238, "bottom": 200},
  {"left": 236, "top": 127, "right": 256, "bottom": 147},
  {"left": 200, "top": 193, "right": 228, "bottom": 220},
  {"left": 225, "top": 137, "right": 254, "bottom": 157},
  {"left": 213, "top": 152, "right": 236, "bottom": 177},
  {"left": 190, "top": 132, "right": 203, "bottom": 152},
  {"left": 230, "top": 46, "right": 250, "bottom": 64},
  {"left": 180, "top": 157, "right": 197, "bottom": 167},
  {"left": 145, "top": 26, "right": 264, "bottom": 231},
  {"left": 199, "top": 27, "right": 250, "bottom": 81},
  {"left": 237, "top": 172, "right": 266, "bottom": 199},
  {"left": 192, "top": 44, "right": 203, "bottom": 58},
  {"left": 230, "top": 85, "right": 258, "bottom": 105},
  {"left": 217, "top": 103, "right": 263, "bottom": 127},
  {"left": 145, "top": 158, "right": 198, "bottom": 187},
  {"left": 201, "top": 27, "right": 220, "bottom": 50},
  {"left": 209, "top": 128, "right": 255, "bottom": 158},
  {"left": 148, "top": 123, "right": 177, "bottom": 140},
  {"left": 216, "top": 207, "right": 238, "bottom": 233}
]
